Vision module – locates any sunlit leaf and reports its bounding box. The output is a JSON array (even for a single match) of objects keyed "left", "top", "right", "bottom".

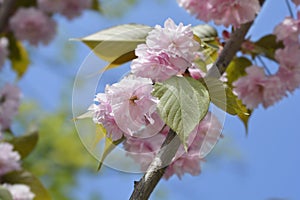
[
  {"left": 76, "top": 24, "right": 152, "bottom": 64},
  {"left": 204, "top": 77, "right": 251, "bottom": 132},
  {"left": 7, "top": 34, "right": 30, "bottom": 78},
  {"left": 9, "top": 131, "right": 38, "bottom": 159},
  {"left": 91, "top": 0, "right": 101, "bottom": 11},
  {"left": 3, "top": 171, "right": 51, "bottom": 200},
  {"left": 0, "top": 187, "right": 13, "bottom": 200},
  {"left": 73, "top": 110, "right": 93, "bottom": 120},
  {"left": 95, "top": 124, "right": 125, "bottom": 171},
  {"left": 236, "top": 99, "right": 252, "bottom": 134},
  {"left": 204, "top": 78, "right": 236, "bottom": 115},
  {"left": 152, "top": 76, "right": 210, "bottom": 150},
  {"left": 192, "top": 24, "right": 218, "bottom": 42},
  {"left": 193, "top": 25, "right": 220, "bottom": 66},
  {"left": 226, "top": 57, "right": 252, "bottom": 86}
]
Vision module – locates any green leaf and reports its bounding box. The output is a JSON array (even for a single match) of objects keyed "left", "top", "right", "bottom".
[
  {"left": 9, "top": 131, "right": 38, "bottom": 159},
  {"left": 76, "top": 24, "right": 153, "bottom": 64},
  {"left": 94, "top": 124, "right": 125, "bottom": 171},
  {"left": 204, "top": 77, "right": 251, "bottom": 132},
  {"left": 15, "top": 0, "right": 37, "bottom": 7},
  {"left": 193, "top": 25, "right": 219, "bottom": 66},
  {"left": 152, "top": 76, "right": 210, "bottom": 150},
  {"left": 252, "top": 34, "right": 284, "bottom": 60},
  {"left": 204, "top": 78, "right": 237, "bottom": 115},
  {"left": 3, "top": 171, "right": 51, "bottom": 200},
  {"left": 91, "top": 0, "right": 100, "bottom": 11},
  {"left": 192, "top": 24, "right": 218, "bottom": 42},
  {"left": 0, "top": 187, "right": 13, "bottom": 200},
  {"left": 7, "top": 34, "right": 30, "bottom": 78},
  {"left": 226, "top": 57, "right": 252, "bottom": 86},
  {"left": 236, "top": 99, "right": 252, "bottom": 134}
]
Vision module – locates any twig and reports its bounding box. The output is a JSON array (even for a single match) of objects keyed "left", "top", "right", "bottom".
[{"left": 0, "top": 0, "right": 16, "bottom": 33}]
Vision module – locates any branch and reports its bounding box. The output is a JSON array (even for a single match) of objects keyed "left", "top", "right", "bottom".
[
  {"left": 130, "top": 1, "right": 266, "bottom": 199},
  {"left": 0, "top": 0, "right": 16, "bottom": 33},
  {"left": 129, "top": 129, "right": 181, "bottom": 200},
  {"left": 206, "top": 21, "right": 253, "bottom": 77}
]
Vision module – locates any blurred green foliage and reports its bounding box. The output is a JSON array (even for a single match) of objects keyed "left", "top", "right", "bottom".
[{"left": 15, "top": 102, "right": 96, "bottom": 200}]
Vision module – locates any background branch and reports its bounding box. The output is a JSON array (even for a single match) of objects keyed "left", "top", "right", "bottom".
[
  {"left": 0, "top": 0, "right": 16, "bottom": 33},
  {"left": 131, "top": 1, "right": 265, "bottom": 199}
]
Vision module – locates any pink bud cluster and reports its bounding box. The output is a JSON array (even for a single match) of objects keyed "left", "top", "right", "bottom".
[
  {"left": 233, "top": 12, "right": 300, "bottom": 109},
  {"left": 177, "top": 0, "right": 260, "bottom": 28},
  {"left": 89, "top": 19, "right": 222, "bottom": 179}
]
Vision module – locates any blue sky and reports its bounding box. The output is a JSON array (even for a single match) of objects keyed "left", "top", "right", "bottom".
[{"left": 13, "top": 0, "right": 300, "bottom": 199}]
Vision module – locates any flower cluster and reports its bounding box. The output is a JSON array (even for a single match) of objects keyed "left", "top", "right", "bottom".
[
  {"left": 89, "top": 19, "right": 222, "bottom": 179},
  {"left": 0, "top": 0, "right": 92, "bottom": 68},
  {"left": 9, "top": 8, "right": 57, "bottom": 46},
  {"left": 233, "top": 66, "right": 286, "bottom": 109},
  {"left": 233, "top": 10, "right": 300, "bottom": 109},
  {"left": 90, "top": 75, "right": 164, "bottom": 140},
  {"left": 38, "top": 0, "right": 92, "bottom": 20},
  {"left": 0, "top": 85, "right": 35, "bottom": 200},
  {"left": 131, "top": 18, "right": 200, "bottom": 82},
  {"left": 0, "top": 143, "right": 35, "bottom": 200},
  {"left": 177, "top": 0, "right": 261, "bottom": 28},
  {"left": 274, "top": 12, "right": 300, "bottom": 93}
]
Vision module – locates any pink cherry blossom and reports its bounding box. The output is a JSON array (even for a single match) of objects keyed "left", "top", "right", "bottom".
[
  {"left": 123, "top": 133, "right": 165, "bottom": 171},
  {"left": 233, "top": 66, "right": 287, "bottom": 109},
  {"left": 273, "top": 14, "right": 300, "bottom": 93},
  {"left": 90, "top": 76, "right": 164, "bottom": 139},
  {"left": 108, "top": 75, "right": 164, "bottom": 137},
  {"left": 1, "top": 184, "right": 35, "bottom": 200},
  {"left": 233, "top": 66, "right": 266, "bottom": 109},
  {"left": 262, "top": 76, "right": 286, "bottom": 108},
  {"left": 0, "top": 84, "right": 21, "bottom": 131},
  {"left": 9, "top": 8, "right": 56, "bottom": 46},
  {"left": 147, "top": 18, "right": 199, "bottom": 61},
  {"left": 188, "top": 65, "right": 206, "bottom": 80},
  {"left": 177, "top": 0, "right": 260, "bottom": 28},
  {"left": 273, "top": 16, "right": 300, "bottom": 45},
  {"left": 38, "top": 0, "right": 92, "bottom": 20},
  {"left": 89, "top": 93, "right": 124, "bottom": 141},
  {"left": 0, "top": 142, "right": 21, "bottom": 176},
  {"left": 164, "top": 112, "right": 222, "bottom": 179},
  {"left": 131, "top": 18, "right": 199, "bottom": 82},
  {"left": 131, "top": 45, "right": 189, "bottom": 82},
  {"left": 0, "top": 37, "right": 8, "bottom": 68}
]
